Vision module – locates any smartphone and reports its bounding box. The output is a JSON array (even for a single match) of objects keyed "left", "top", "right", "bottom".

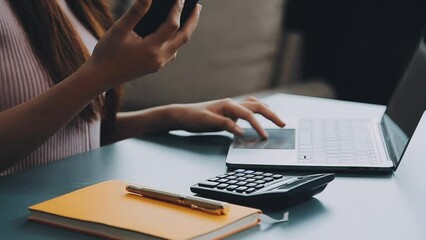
[{"left": 133, "top": 0, "right": 200, "bottom": 37}]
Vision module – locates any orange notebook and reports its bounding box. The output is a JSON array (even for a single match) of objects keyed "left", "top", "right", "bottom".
[{"left": 28, "top": 180, "right": 261, "bottom": 240}]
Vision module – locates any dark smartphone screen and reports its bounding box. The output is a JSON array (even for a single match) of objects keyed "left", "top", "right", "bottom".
[{"left": 133, "top": 0, "right": 200, "bottom": 37}]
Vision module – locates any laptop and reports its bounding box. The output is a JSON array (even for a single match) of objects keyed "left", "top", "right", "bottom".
[{"left": 226, "top": 38, "right": 426, "bottom": 172}]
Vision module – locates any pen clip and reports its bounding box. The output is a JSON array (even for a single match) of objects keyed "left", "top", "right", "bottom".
[{"left": 189, "top": 204, "right": 226, "bottom": 215}]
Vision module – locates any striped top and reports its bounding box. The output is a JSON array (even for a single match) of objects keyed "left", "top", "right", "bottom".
[{"left": 0, "top": 0, "right": 101, "bottom": 176}]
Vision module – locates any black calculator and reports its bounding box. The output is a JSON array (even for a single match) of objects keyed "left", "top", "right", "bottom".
[{"left": 190, "top": 169, "right": 335, "bottom": 208}]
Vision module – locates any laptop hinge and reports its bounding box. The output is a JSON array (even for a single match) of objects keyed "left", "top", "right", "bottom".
[{"left": 379, "top": 121, "right": 398, "bottom": 169}]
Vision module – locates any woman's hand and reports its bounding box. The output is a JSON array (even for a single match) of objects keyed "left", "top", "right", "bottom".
[
  {"left": 111, "top": 97, "right": 285, "bottom": 143},
  {"left": 172, "top": 97, "right": 286, "bottom": 138},
  {"left": 86, "top": 0, "right": 202, "bottom": 88}
]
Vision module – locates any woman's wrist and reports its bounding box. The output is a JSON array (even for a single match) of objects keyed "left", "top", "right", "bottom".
[
  {"left": 140, "top": 104, "right": 184, "bottom": 133},
  {"left": 78, "top": 60, "right": 117, "bottom": 92},
  {"left": 112, "top": 104, "right": 184, "bottom": 140},
  {"left": 165, "top": 104, "right": 186, "bottom": 131}
]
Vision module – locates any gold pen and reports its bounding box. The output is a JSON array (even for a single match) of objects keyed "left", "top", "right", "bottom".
[{"left": 126, "top": 184, "right": 230, "bottom": 215}]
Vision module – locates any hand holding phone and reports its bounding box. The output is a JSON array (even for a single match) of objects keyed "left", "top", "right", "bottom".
[
  {"left": 87, "top": 0, "right": 201, "bottom": 87},
  {"left": 134, "top": 0, "right": 200, "bottom": 37}
]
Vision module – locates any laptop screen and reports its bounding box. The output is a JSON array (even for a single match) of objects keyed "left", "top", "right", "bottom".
[{"left": 381, "top": 38, "right": 426, "bottom": 167}]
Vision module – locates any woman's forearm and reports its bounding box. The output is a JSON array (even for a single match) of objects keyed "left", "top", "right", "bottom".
[
  {"left": 0, "top": 64, "right": 112, "bottom": 171},
  {"left": 109, "top": 104, "right": 181, "bottom": 142}
]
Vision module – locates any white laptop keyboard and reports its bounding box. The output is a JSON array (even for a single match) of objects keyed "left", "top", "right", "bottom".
[{"left": 298, "top": 119, "right": 379, "bottom": 165}]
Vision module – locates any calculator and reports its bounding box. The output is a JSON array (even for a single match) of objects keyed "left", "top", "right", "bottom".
[{"left": 190, "top": 169, "right": 335, "bottom": 208}]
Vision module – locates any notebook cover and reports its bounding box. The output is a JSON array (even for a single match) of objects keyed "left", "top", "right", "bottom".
[{"left": 28, "top": 180, "right": 261, "bottom": 239}]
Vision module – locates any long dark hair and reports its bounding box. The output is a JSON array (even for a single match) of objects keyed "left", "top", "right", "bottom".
[{"left": 8, "top": 0, "right": 123, "bottom": 127}]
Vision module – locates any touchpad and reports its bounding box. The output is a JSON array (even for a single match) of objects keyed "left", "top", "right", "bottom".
[{"left": 233, "top": 129, "right": 295, "bottom": 149}]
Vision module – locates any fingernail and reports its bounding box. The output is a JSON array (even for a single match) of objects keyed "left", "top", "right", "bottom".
[
  {"left": 182, "top": 0, "right": 185, "bottom": 5},
  {"left": 234, "top": 126, "right": 244, "bottom": 135}
]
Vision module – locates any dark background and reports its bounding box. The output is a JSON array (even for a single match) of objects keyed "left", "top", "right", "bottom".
[{"left": 284, "top": 0, "right": 426, "bottom": 104}]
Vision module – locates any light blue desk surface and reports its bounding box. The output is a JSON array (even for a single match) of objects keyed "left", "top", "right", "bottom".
[{"left": 1, "top": 94, "right": 425, "bottom": 239}]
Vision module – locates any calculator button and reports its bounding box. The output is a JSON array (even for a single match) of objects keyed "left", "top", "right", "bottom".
[
  {"left": 236, "top": 177, "right": 247, "bottom": 181},
  {"left": 272, "top": 174, "right": 283, "bottom": 179},
  {"left": 199, "top": 182, "right": 219, "bottom": 188},
  {"left": 226, "top": 185, "right": 238, "bottom": 191},
  {"left": 245, "top": 174, "right": 255, "bottom": 178},
  {"left": 253, "top": 171, "right": 264, "bottom": 175},
  {"left": 263, "top": 173, "right": 273, "bottom": 177},
  {"left": 217, "top": 175, "right": 227, "bottom": 178},
  {"left": 236, "top": 181, "right": 248, "bottom": 186},
  {"left": 235, "top": 169, "right": 245, "bottom": 173},
  {"left": 253, "top": 176, "right": 263, "bottom": 180},
  {"left": 217, "top": 183, "right": 229, "bottom": 189},
  {"left": 255, "top": 180, "right": 265, "bottom": 184},
  {"left": 227, "top": 180, "right": 238, "bottom": 185},
  {"left": 246, "top": 183, "right": 257, "bottom": 188},
  {"left": 208, "top": 177, "right": 219, "bottom": 182},
  {"left": 226, "top": 172, "right": 236, "bottom": 175},
  {"left": 243, "top": 170, "right": 255, "bottom": 174},
  {"left": 245, "top": 178, "right": 256, "bottom": 183},
  {"left": 236, "top": 186, "right": 248, "bottom": 193},
  {"left": 255, "top": 184, "right": 265, "bottom": 189},
  {"left": 217, "top": 178, "right": 228, "bottom": 183},
  {"left": 226, "top": 176, "right": 237, "bottom": 180},
  {"left": 245, "top": 188, "right": 256, "bottom": 194},
  {"left": 235, "top": 173, "right": 245, "bottom": 177},
  {"left": 264, "top": 177, "right": 274, "bottom": 182}
]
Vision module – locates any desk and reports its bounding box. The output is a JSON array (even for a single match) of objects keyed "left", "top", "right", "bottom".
[{"left": 1, "top": 94, "right": 426, "bottom": 239}]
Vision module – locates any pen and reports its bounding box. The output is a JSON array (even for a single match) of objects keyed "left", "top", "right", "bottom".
[{"left": 126, "top": 184, "right": 230, "bottom": 215}]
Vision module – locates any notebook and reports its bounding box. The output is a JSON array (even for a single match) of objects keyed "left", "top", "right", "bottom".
[
  {"left": 226, "top": 37, "right": 426, "bottom": 172},
  {"left": 28, "top": 180, "right": 261, "bottom": 240}
]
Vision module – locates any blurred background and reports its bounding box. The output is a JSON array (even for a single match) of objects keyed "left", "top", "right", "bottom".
[
  {"left": 108, "top": 0, "right": 426, "bottom": 110},
  {"left": 285, "top": 0, "right": 426, "bottom": 104}
]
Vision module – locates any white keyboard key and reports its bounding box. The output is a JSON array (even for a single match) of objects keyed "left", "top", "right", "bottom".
[
  {"left": 299, "top": 145, "right": 311, "bottom": 149},
  {"left": 300, "top": 120, "right": 311, "bottom": 130},
  {"left": 342, "top": 156, "right": 355, "bottom": 163},
  {"left": 299, "top": 132, "right": 312, "bottom": 145},
  {"left": 327, "top": 156, "right": 341, "bottom": 164},
  {"left": 357, "top": 155, "right": 370, "bottom": 164},
  {"left": 313, "top": 155, "right": 326, "bottom": 163}
]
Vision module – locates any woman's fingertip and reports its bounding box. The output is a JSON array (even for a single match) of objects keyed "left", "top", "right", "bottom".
[
  {"left": 197, "top": 4, "right": 202, "bottom": 14},
  {"left": 234, "top": 126, "right": 244, "bottom": 135}
]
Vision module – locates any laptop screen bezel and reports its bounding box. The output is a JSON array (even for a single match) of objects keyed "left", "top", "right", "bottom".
[
  {"left": 380, "top": 110, "right": 426, "bottom": 170},
  {"left": 378, "top": 35, "right": 426, "bottom": 171}
]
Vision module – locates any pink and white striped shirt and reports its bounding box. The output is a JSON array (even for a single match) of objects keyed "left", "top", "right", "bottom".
[{"left": 0, "top": 0, "right": 101, "bottom": 175}]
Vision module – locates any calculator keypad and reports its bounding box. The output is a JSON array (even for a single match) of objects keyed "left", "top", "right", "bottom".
[{"left": 198, "top": 169, "right": 287, "bottom": 194}]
